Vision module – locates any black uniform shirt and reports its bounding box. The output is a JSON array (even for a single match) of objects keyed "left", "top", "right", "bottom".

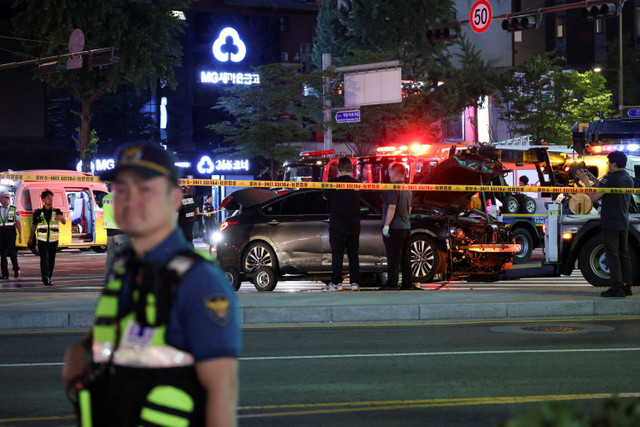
[
  {"left": 598, "top": 169, "right": 634, "bottom": 231},
  {"left": 323, "top": 175, "right": 361, "bottom": 232}
]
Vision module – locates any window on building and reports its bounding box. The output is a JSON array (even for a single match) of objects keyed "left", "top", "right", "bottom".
[
  {"left": 556, "top": 16, "right": 565, "bottom": 38},
  {"left": 636, "top": 7, "right": 640, "bottom": 40},
  {"left": 596, "top": 18, "right": 604, "bottom": 34}
]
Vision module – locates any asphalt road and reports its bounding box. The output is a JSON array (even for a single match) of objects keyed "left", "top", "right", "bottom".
[
  {"left": 0, "top": 248, "right": 592, "bottom": 293},
  {"left": 1, "top": 318, "right": 639, "bottom": 426}
]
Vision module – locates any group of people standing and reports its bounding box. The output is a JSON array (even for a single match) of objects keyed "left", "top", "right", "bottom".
[{"left": 322, "top": 158, "right": 415, "bottom": 291}]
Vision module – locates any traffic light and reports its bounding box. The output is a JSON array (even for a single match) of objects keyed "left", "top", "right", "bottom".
[
  {"left": 581, "top": 3, "right": 619, "bottom": 20},
  {"left": 427, "top": 24, "right": 461, "bottom": 41},
  {"left": 501, "top": 16, "right": 540, "bottom": 32}
]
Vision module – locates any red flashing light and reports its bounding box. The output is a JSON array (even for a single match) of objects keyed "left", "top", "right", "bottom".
[
  {"left": 219, "top": 220, "right": 238, "bottom": 231},
  {"left": 300, "top": 149, "right": 335, "bottom": 158},
  {"left": 376, "top": 143, "right": 431, "bottom": 155}
]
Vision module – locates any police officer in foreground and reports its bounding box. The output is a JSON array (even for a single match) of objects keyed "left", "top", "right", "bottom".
[
  {"left": 0, "top": 191, "right": 22, "bottom": 279},
  {"left": 62, "top": 144, "right": 241, "bottom": 426}
]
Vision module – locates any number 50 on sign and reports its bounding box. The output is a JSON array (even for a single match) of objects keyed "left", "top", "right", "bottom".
[{"left": 470, "top": 0, "right": 492, "bottom": 33}]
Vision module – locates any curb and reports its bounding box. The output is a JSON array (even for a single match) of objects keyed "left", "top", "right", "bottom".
[{"left": 3, "top": 299, "right": 639, "bottom": 330}]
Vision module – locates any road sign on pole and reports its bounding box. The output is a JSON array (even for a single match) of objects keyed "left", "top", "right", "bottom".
[
  {"left": 628, "top": 109, "right": 640, "bottom": 118},
  {"left": 470, "top": 0, "right": 492, "bottom": 33},
  {"left": 335, "top": 109, "right": 361, "bottom": 123}
]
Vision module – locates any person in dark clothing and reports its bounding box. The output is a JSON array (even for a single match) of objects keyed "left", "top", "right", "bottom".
[
  {"left": 576, "top": 150, "right": 634, "bottom": 297},
  {"left": 178, "top": 186, "right": 197, "bottom": 244},
  {"left": 28, "top": 190, "right": 67, "bottom": 286},
  {"left": 322, "top": 157, "right": 361, "bottom": 291},
  {"left": 202, "top": 194, "right": 215, "bottom": 243},
  {"left": 380, "top": 162, "right": 414, "bottom": 291}
]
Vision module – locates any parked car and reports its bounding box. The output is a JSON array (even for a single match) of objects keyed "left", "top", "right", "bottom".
[{"left": 212, "top": 150, "right": 517, "bottom": 291}]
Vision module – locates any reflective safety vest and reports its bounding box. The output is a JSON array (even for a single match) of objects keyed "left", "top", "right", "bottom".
[
  {"left": 78, "top": 249, "right": 216, "bottom": 427},
  {"left": 102, "top": 193, "right": 118, "bottom": 230},
  {"left": 35, "top": 209, "right": 60, "bottom": 242},
  {"left": 1, "top": 206, "right": 17, "bottom": 228}
]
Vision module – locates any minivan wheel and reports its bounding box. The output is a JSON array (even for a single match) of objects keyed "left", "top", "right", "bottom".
[
  {"left": 410, "top": 235, "right": 444, "bottom": 283},
  {"left": 243, "top": 242, "right": 276, "bottom": 274},
  {"left": 252, "top": 266, "right": 277, "bottom": 291}
]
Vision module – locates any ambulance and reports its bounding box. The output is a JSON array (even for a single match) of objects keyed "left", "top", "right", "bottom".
[{"left": 0, "top": 170, "right": 109, "bottom": 252}]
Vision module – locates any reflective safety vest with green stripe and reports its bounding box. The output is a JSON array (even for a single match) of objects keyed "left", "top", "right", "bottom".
[
  {"left": 102, "top": 193, "right": 118, "bottom": 230},
  {"left": 77, "top": 250, "right": 214, "bottom": 427},
  {"left": 35, "top": 209, "right": 61, "bottom": 242},
  {"left": 1, "top": 206, "right": 17, "bottom": 227}
]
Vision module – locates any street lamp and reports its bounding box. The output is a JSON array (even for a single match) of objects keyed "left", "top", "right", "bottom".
[{"left": 591, "top": 15, "right": 624, "bottom": 117}]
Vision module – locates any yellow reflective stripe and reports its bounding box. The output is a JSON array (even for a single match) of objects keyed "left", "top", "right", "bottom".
[
  {"left": 93, "top": 324, "right": 116, "bottom": 345},
  {"left": 139, "top": 407, "right": 189, "bottom": 427},
  {"left": 94, "top": 295, "right": 118, "bottom": 317},
  {"left": 146, "top": 386, "right": 194, "bottom": 412},
  {"left": 78, "top": 388, "right": 93, "bottom": 427},
  {"left": 105, "top": 278, "right": 122, "bottom": 292},
  {"left": 146, "top": 293, "right": 156, "bottom": 325}
]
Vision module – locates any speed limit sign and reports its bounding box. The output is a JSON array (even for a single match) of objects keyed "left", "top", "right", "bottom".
[{"left": 470, "top": 0, "right": 492, "bottom": 33}]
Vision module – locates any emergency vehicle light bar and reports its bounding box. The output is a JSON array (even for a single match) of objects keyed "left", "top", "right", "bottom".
[
  {"left": 300, "top": 149, "right": 335, "bottom": 158},
  {"left": 587, "top": 143, "right": 640, "bottom": 154},
  {"left": 376, "top": 143, "right": 431, "bottom": 155}
]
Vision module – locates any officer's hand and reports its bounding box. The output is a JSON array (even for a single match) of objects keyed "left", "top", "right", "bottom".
[
  {"left": 62, "top": 342, "right": 91, "bottom": 396},
  {"left": 18, "top": 236, "right": 22, "bottom": 243},
  {"left": 382, "top": 225, "right": 390, "bottom": 238}
]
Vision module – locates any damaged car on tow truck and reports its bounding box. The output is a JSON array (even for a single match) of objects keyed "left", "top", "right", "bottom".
[{"left": 212, "top": 149, "right": 518, "bottom": 291}]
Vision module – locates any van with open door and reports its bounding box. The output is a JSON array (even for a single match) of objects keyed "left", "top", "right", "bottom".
[{"left": 1, "top": 170, "right": 109, "bottom": 252}]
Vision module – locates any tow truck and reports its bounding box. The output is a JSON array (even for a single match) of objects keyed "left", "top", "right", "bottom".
[{"left": 281, "top": 149, "right": 356, "bottom": 183}]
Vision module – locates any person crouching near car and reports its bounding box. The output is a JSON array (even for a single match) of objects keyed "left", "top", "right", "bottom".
[
  {"left": 62, "top": 143, "right": 241, "bottom": 426},
  {"left": 380, "top": 162, "right": 413, "bottom": 291}
]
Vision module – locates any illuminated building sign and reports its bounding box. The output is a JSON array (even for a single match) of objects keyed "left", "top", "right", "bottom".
[
  {"left": 213, "top": 27, "right": 246, "bottom": 63},
  {"left": 76, "top": 158, "right": 115, "bottom": 173},
  {"left": 197, "top": 155, "right": 250, "bottom": 175},
  {"left": 199, "top": 27, "right": 260, "bottom": 86}
]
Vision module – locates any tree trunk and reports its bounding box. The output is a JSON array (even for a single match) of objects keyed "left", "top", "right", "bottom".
[{"left": 80, "top": 99, "right": 92, "bottom": 172}]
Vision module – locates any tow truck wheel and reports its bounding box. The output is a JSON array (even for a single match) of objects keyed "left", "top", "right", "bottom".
[
  {"left": 223, "top": 267, "right": 241, "bottom": 291},
  {"left": 410, "top": 235, "right": 444, "bottom": 283},
  {"left": 252, "top": 266, "right": 277, "bottom": 291},
  {"left": 512, "top": 228, "right": 533, "bottom": 264},
  {"left": 578, "top": 236, "right": 611, "bottom": 287},
  {"left": 519, "top": 197, "right": 537, "bottom": 214},
  {"left": 503, "top": 196, "right": 519, "bottom": 214}
]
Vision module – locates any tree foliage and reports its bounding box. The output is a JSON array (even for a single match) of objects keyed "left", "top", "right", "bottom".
[
  {"left": 11, "top": 0, "right": 191, "bottom": 169},
  {"left": 494, "top": 53, "right": 615, "bottom": 145},
  {"left": 312, "top": 0, "right": 497, "bottom": 153},
  {"left": 209, "top": 63, "right": 323, "bottom": 179}
]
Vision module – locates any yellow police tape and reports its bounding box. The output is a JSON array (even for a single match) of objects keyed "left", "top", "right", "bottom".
[{"left": 1, "top": 172, "right": 639, "bottom": 194}]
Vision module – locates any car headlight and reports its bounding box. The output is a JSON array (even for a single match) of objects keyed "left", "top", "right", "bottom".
[{"left": 211, "top": 231, "right": 223, "bottom": 243}]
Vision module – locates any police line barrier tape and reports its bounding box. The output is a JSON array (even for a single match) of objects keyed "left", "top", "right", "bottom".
[{"left": 1, "top": 172, "right": 639, "bottom": 195}]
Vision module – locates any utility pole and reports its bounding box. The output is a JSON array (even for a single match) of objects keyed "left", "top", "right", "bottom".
[
  {"left": 618, "top": 10, "right": 624, "bottom": 118},
  {"left": 322, "top": 53, "right": 332, "bottom": 152}
]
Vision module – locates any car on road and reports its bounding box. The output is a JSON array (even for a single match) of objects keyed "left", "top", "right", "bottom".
[{"left": 212, "top": 150, "right": 517, "bottom": 291}]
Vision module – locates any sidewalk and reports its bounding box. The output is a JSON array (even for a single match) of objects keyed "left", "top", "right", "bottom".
[{"left": 1, "top": 286, "right": 638, "bottom": 330}]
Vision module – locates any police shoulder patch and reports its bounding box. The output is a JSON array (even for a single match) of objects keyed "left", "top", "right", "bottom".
[{"left": 204, "top": 294, "right": 231, "bottom": 324}]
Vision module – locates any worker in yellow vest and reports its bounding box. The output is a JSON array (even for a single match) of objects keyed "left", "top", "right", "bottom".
[
  {"left": 102, "top": 191, "right": 129, "bottom": 274},
  {"left": 28, "top": 189, "right": 66, "bottom": 286},
  {"left": 0, "top": 191, "right": 22, "bottom": 279}
]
